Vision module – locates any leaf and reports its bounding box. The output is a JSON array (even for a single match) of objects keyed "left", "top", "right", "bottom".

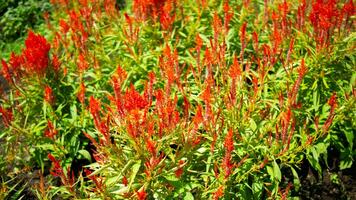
[
  {"left": 184, "top": 192, "right": 194, "bottom": 200},
  {"left": 128, "top": 160, "right": 141, "bottom": 189},
  {"left": 252, "top": 182, "right": 263, "bottom": 199},
  {"left": 339, "top": 149, "right": 353, "bottom": 170},
  {"left": 306, "top": 147, "right": 322, "bottom": 175},
  {"left": 70, "top": 104, "right": 77, "bottom": 123},
  {"left": 272, "top": 160, "right": 281, "bottom": 182},
  {"left": 290, "top": 167, "right": 300, "bottom": 191},
  {"left": 266, "top": 166, "right": 274, "bottom": 180},
  {"left": 313, "top": 89, "right": 320, "bottom": 112},
  {"left": 322, "top": 77, "right": 329, "bottom": 88},
  {"left": 339, "top": 158, "right": 353, "bottom": 170},
  {"left": 344, "top": 128, "right": 354, "bottom": 149},
  {"left": 78, "top": 149, "right": 92, "bottom": 162}
]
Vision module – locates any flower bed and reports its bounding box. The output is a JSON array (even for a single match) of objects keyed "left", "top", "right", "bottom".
[{"left": 0, "top": 0, "right": 355, "bottom": 199}]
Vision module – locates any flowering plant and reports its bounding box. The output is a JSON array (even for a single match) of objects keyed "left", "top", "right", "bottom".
[{"left": 0, "top": 0, "right": 355, "bottom": 199}]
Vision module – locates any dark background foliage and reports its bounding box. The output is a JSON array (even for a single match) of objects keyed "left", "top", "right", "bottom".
[{"left": 0, "top": 0, "right": 51, "bottom": 42}]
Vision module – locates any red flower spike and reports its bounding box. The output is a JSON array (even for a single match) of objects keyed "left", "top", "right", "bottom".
[
  {"left": 44, "top": 85, "right": 54, "bottom": 104},
  {"left": 213, "top": 186, "right": 224, "bottom": 200},
  {"left": 136, "top": 188, "right": 147, "bottom": 200},
  {"left": 0, "top": 106, "right": 13, "bottom": 127},
  {"left": 59, "top": 19, "right": 70, "bottom": 34},
  {"left": 240, "top": 22, "right": 247, "bottom": 60},
  {"left": 146, "top": 138, "right": 157, "bottom": 156},
  {"left": 297, "top": 0, "right": 306, "bottom": 29},
  {"left": 52, "top": 55, "right": 61, "bottom": 72},
  {"left": 44, "top": 120, "right": 58, "bottom": 139},
  {"left": 289, "top": 59, "right": 307, "bottom": 105},
  {"left": 201, "top": 86, "right": 211, "bottom": 104},
  {"left": 196, "top": 34, "right": 203, "bottom": 51},
  {"left": 77, "top": 52, "right": 88, "bottom": 72},
  {"left": 175, "top": 160, "right": 185, "bottom": 178},
  {"left": 116, "top": 66, "right": 128, "bottom": 81},
  {"left": 193, "top": 105, "right": 204, "bottom": 126},
  {"left": 309, "top": 0, "right": 340, "bottom": 48},
  {"left": 122, "top": 176, "right": 128, "bottom": 186},
  {"left": 124, "top": 84, "right": 149, "bottom": 112},
  {"left": 89, "top": 96, "right": 101, "bottom": 130},
  {"left": 212, "top": 12, "right": 222, "bottom": 42},
  {"left": 252, "top": 76, "right": 259, "bottom": 97},
  {"left": 223, "top": 2, "right": 233, "bottom": 34},
  {"left": 328, "top": 92, "right": 337, "bottom": 107},
  {"left": 48, "top": 153, "right": 63, "bottom": 178},
  {"left": 9, "top": 52, "right": 23, "bottom": 72},
  {"left": 78, "top": 82, "right": 86, "bottom": 104},
  {"left": 224, "top": 129, "right": 234, "bottom": 153},
  {"left": 252, "top": 31, "right": 259, "bottom": 53},
  {"left": 23, "top": 31, "right": 51, "bottom": 75},
  {"left": 1, "top": 60, "right": 12, "bottom": 83},
  {"left": 160, "top": 2, "right": 175, "bottom": 30},
  {"left": 229, "top": 55, "right": 241, "bottom": 79},
  {"left": 285, "top": 38, "right": 295, "bottom": 68},
  {"left": 223, "top": 129, "right": 234, "bottom": 179},
  {"left": 323, "top": 93, "right": 337, "bottom": 133}
]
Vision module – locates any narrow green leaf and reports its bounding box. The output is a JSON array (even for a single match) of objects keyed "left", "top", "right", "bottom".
[
  {"left": 129, "top": 160, "right": 141, "bottom": 189},
  {"left": 273, "top": 160, "right": 281, "bottom": 182}
]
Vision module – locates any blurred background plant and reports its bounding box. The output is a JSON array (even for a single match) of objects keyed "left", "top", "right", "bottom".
[{"left": 0, "top": 0, "right": 52, "bottom": 58}]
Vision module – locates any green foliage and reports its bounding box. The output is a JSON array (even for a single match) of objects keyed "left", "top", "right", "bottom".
[
  {"left": 0, "top": 0, "right": 51, "bottom": 41},
  {"left": 0, "top": 0, "right": 355, "bottom": 199}
]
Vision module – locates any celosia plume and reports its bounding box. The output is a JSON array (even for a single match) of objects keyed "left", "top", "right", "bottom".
[{"left": 23, "top": 31, "right": 51, "bottom": 75}]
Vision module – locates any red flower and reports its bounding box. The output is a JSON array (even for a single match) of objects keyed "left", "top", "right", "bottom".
[
  {"left": 240, "top": 22, "right": 247, "bottom": 60},
  {"left": 0, "top": 106, "right": 13, "bottom": 127},
  {"left": 89, "top": 96, "right": 101, "bottom": 119},
  {"left": 175, "top": 160, "right": 185, "bottom": 178},
  {"left": 23, "top": 31, "right": 51, "bottom": 75},
  {"left": 224, "top": 129, "right": 234, "bottom": 152},
  {"left": 223, "top": 129, "right": 234, "bottom": 179},
  {"left": 9, "top": 52, "right": 23, "bottom": 72},
  {"left": 229, "top": 55, "right": 241, "bottom": 79},
  {"left": 213, "top": 186, "right": 224, "bottom": 200},
  {"left": 77, "top": 82, "right": 86, "bottom": 104},
  {"left": 122, "top": 176, "right": 128, "bottom": 186},
  {"left": 323, "top": 93, "right": 337, "bottom": 133},
  {"left": 146, "top": 138, "right": 157, "bottom": 156},
  {"left": 77, "top": 52, "right": 88, "bottom": 72},
  {"left": 44, "top": 120, "right": 58, "bottom": 139},
  {"left": 48, "top": 153, "right": 63, "bottom": 177},
  {"left": 136, "top": 188, "right": 147, "bottom": 200},
  {"left": 1, "top": 60, "right": 12, "bottom": 83},
  {"left": 124, "top": 84, "right": 149, "bottom": 112},
  {"left": 59, "top": 19, "right": 70, "bottom": 34},
  {"left": 44, "top": 85, "right": 54, "bottom": 104}
]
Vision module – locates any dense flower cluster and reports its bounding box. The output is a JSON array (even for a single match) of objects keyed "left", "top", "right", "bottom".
[{"left": 23, "top": 31, "right": 51, "bottom": 74}]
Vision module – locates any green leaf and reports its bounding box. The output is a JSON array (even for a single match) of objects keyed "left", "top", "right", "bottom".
[
  {"left": 339, "top": 158, "right": 353, "bottom": 170},
  {"left": 290, "top": 167, "right": 300, "bottom": 191},
  {"left": 70, "top": 104, "right": 77, "bottom": 123},
  {"left": 78, "top": 149, "right": 92, "bottom": 162},
  {"left": 184, "top": 192, "right": 194, "bottom": 200},
  {"left": 272, "top": 160, "right": 281, "bottom": 182},
  {"left": 128, "top": 160, "right": 141, "bottom": 189},
  {"left": 252, "top": 182, "right": 263, "bottom": 199},
  {"left": 344, "top": 128, "right": 354, "bottom": 149},
  {"left": 322, "top": 77, "right": 329, "bottom": 88},
  {"left": 306, "top": 147, "right": 322, "bottom": 175},
  {"left": 266, "top": 166, "right": 274, "bottom": 180}
]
